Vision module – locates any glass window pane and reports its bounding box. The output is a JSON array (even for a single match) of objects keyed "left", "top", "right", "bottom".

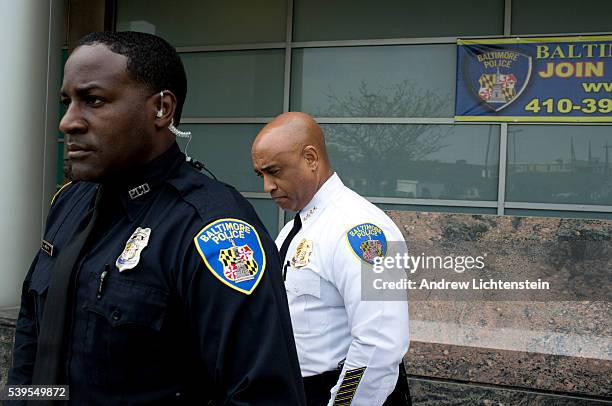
[
  {"left": 293, "top": 0, "right": 503, "bottom": 41},
  {"left": 181, "top": 50, "right": 285, "bottom": 117},
  {"left": 506, "top": 125, "right": 612, "bottom": 206},
  {"left": 291, "top": 45, "right": 455, "bottom": 117},
  {"left": 178, "top": 124, "right": 263, "bottom": 191},
  {"left": 323, "top": 124, "right": 499, "bottom": 200},
  {"left": 512, "top": 0, "right": 612, "bottom": 35},
  {"left": 248, "top": 199, "right": 279, "bottom": 237},
  {"left": 284, "top": 210, "right": 296, "bottom": 225},
  {"left": 116, "top": 0, "right": 287, "bottom": 46}
]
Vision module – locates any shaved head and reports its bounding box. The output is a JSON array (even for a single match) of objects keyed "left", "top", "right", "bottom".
[{"left": 252, "top": 112, "right": 333, "bottom": 211}]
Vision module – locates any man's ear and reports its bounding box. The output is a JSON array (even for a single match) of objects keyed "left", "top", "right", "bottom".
[
  {"left": 153, "top": 90, "right": 177, "bottom": 130},
  {"left": 303, "top": 145, "right": 319, "bottom": 171}
]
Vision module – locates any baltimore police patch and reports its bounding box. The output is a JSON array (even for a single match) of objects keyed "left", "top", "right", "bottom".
[
  {"left": 346, "top": 223, "right": 387, "bottom": 265},
  {"left": 194, "top": 218, "right": 266, "bottom": 295}
]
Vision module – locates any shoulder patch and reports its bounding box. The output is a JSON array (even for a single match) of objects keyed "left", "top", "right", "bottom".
[
  {"left": 194, "top": 218, "right": 266, "bottom": 295},
  {"left": 346, "top": 223, "right": 387, "bottom": 264},
  {"left": 51, "top": 181, "right": 73, "bottom": 205}
]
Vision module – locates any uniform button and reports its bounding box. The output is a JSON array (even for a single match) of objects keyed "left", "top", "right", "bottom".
[{"left": 111, "top": 310, "right": 121, "bottom": 321}]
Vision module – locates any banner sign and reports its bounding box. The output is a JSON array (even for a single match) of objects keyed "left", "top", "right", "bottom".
[{"left": 455, "top": 35, "right": 612, "bottom": 122}]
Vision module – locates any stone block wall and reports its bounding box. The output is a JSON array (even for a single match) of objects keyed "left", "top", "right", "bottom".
[{"left": 1, "top": 213, "right": 610, "bottom": 405}]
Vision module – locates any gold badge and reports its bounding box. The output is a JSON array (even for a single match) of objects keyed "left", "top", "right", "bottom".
[{"left": 291, "top": 239, "right": 313, "bottom": 268}]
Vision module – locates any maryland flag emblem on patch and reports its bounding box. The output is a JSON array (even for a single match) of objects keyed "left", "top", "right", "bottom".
[
  {"left": 194, "top": 218, "right": 266, "bottom": 295},
  {"left": 359, "top": 239, "right": 383, "bottom": 263},
  {"left": 219, "top": 243, "right": 258, "bottom": 283}
]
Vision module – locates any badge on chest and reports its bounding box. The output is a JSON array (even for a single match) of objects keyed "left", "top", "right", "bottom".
[
  {"left": 291, "top": 239, "right": 313, "bottom": 268},
  {"left": 116, "top": 227, "right": 151, "bottom": 272}
]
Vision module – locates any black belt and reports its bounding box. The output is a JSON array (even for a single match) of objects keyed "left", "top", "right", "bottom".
[{"left": 302, "top": 364, "right": 411, "bottom": 406}]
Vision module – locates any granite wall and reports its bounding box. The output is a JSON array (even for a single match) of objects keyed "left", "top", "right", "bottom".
[
  {"left": 0, "top": 308, "right": 18, "bottom": 391},
  {"left": 391, "top": 212, "right": 611, "bottom": 404},
  {"left": 1, "top": 213, "right": 610, "bottom": 405}
]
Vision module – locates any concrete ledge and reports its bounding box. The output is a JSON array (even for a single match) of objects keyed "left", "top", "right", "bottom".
[
  {"left": 407, "top": 376, "right": 611, "bottom": 405},
  {"left": 406, "top": 340, "right": 611, "bottom": 398},
  {"left": 0, "top": 307, "right": 18, "bottom": 328}
]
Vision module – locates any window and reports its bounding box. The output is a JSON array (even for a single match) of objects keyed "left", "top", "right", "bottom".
[
  {"left": 293, "top": 0, "right": 504, "bottom": 41},
  {"left": 506, "top": 125, "right": 612, "bottom": 206},
  {"left": 181, "top": 50, "right": 284, "bottom": 118},
  {"left": 324, "top": 124, "right": 499, "bottom": 200},
  {"left": 291, "top": 45, "right": 455, "bottom": 117},
  {"left": 116, "top": 0, "right": 287, "bottom": 46}
]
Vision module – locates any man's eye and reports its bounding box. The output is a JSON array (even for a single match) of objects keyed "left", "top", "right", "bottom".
[
  {"left": 60, "top": 98, "right": 70, "bottom": 107},
  {"left": 85, "top": 96, "right": 105, "bottom": 106}
]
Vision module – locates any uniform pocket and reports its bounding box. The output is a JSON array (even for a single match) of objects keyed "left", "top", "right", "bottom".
[
  {"left": 285, "top": 269, "right": 329, "bottom": 334},
  {"left": 82, "top": 278, "right": 167, "bottom": 330},
  {"left": 82, "top": 275, "right": 168, "bottom": 386}
]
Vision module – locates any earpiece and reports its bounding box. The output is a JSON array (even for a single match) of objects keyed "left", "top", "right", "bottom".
[
  {"left": 156, "top": 91, "right": 164, "bottom": 118},
  {"left": 154, "top": 89, "right": 213, "bottom": 179},
  {"left": 157, "top": 89, "right": 192, "bottom": 138}
]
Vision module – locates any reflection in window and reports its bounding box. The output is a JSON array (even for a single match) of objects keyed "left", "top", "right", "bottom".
[
  {"left": 511, "top": 0, "right": 612, "bottom": 35},
  {"left": 507, "top": 126, "right": 612, "bottom": 206},
  {"left": 291, "top": 45, "right": 455, "bottom": 117},
  {"left": 323, "top": 124, "right": 499, "bottom": 200},
  {"left": 181, "top": 50, "right": 285, "bottom": 117},
  {"left": 248, "top": 199, "right": 279, "bottom": 237},
  {"left": 116, "top": 0, "right": 287, "bottom": 46},
  {"left": 293, "top": 0, "right": 503, "bottom": 41}
]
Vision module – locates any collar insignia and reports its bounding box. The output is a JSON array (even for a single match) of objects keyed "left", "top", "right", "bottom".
[
  {"left": 128, "top": 183, "right": 151, "bottom": 200},
  {"left": 303, "top": 206, "right": 318, "bottom": 222}
]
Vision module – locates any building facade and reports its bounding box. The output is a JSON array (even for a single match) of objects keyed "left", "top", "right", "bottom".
[{"left": 0, "top": 0, "right": 610, "bottom": 404}]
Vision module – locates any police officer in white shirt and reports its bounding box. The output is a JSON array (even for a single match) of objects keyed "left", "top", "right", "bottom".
[{"left": 252, "top": 112, "right": 411, "bottom": 406}]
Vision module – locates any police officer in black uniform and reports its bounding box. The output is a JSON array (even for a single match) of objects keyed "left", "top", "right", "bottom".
[{"left": 8, "top": 31, "right": 306, "bottom": 405}]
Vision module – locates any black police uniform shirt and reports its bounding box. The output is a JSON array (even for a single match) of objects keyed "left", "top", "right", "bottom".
[{"left": 8, "top": 143, "right": 306, "bottom": 405}]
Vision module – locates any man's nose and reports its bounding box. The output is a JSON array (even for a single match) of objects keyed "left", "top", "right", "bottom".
[
  {"left": 263, "top": 176, "right": 277, "bottom": 194},
  {"left": 59, "top": 103, "right": 87, "bottom": 135}
]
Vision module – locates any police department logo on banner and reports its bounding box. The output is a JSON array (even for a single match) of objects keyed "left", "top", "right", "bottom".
[
  {"left": 464, "top": 46, "right": 532, "bottom": 112},
  {"left": 346, "top": 223, "right": 388, "bottom": 265},
  {"left": 194, "top": 218, "right": 266, "bottom": 295}
]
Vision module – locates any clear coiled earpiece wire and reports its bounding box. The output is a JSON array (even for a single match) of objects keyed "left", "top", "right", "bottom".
[{"left": 158, "top": 91, "right": 217, "bottom": 179}]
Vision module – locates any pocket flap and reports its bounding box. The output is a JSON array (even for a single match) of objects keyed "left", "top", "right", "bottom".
[
  {"left": 83, "top": 278, "right": 168, "bottom": 330},
  {"left": 285, "top": 270, "right": 321, "bottom": 298}
]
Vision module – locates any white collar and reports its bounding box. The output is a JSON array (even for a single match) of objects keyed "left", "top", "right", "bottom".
[{"left": 298, "top": 173, "right": 343, "bottom": 223}]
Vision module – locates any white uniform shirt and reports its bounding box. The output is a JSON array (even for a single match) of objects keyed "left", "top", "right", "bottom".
[{"left": 276, "top": 173, "right": 410, "bottom": 406}]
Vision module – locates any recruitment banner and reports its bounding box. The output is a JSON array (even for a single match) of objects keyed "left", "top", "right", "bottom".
[{"left": 455, "top": 35, "right": 612, "bottom": 122}]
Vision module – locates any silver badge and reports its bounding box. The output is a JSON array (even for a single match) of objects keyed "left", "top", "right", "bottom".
[{"left": 116, "top": 227, "right": 151, "bottom": 272}]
